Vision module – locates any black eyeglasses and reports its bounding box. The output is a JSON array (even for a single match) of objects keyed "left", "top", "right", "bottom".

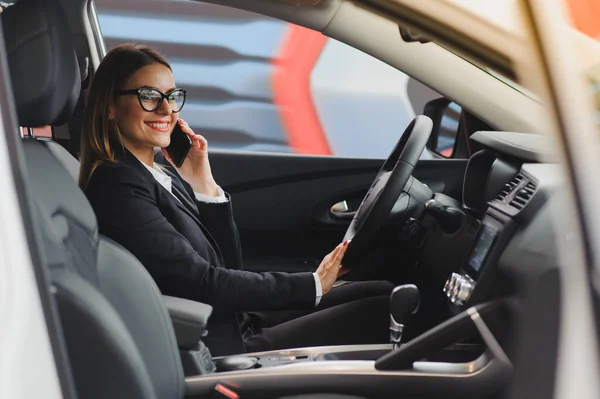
[{"left": 116, "top": 87, "right": 187, "bottom": 113}]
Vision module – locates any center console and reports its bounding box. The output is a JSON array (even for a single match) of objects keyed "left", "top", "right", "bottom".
[
  {"left": 162, "top": 284, "right": 511, "bottom": 398},
  {"left": 444, "top": 215, "right": 501, "bottom": 305},
  {"left": 184, "top": 299, "right": 512, "bottom": 398},
  {"left": 443, "top": 206, "right": 516, "bottom": 312},
  {"left": 449, "top": 151, "right": 538, "bottom": 312},
  {"left": 215, "top": 344, "right": 394, "bottom": 371}
]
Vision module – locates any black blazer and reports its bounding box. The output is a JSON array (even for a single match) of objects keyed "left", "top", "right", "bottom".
[{"left": 84, "top": 150, "right": 316, "bottom": 314}]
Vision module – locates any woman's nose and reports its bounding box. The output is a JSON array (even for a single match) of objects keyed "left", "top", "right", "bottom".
[{"left": 156, "top": 98, "right": 172, "bottom": 115}]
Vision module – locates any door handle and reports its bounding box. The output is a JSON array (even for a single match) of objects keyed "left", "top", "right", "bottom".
[{"left": 330, "top": 200, "right": 356, "bottom": 221}]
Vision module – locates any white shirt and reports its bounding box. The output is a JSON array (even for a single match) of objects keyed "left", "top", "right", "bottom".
[{"left": 141, "top": 161, "right": 323, "bottom": 306}]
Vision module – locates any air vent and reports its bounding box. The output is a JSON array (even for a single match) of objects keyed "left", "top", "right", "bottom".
[
  {"left": 496, "top": 174, "right": 524, "bottom": 201},
  {"left": 509, "top": 181, "right": 537, "bottom": 210},
  {"left": 494, "top": 173, "right": 537, "bottom": 213}
]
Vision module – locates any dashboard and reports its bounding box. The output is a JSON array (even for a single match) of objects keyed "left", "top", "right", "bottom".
[{"left": 442, "top": 131, "right": 560, "bottom": 312}]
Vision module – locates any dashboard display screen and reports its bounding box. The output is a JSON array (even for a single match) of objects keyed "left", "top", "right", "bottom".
[{"left": 467, "top": 218, "right": 502, "bottom": 273}]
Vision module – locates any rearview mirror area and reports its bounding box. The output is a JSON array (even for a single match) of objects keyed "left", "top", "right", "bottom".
[{"left": 423, "top": 98, "right": 462, "bottom": 158}]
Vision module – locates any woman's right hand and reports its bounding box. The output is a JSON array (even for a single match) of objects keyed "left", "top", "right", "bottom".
[{"left": 316, "top": 240, "right": 350, "bottom": 295}]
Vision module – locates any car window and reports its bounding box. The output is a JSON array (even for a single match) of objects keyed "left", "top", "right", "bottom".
[{"left": 95, "top": 0, "right": 446, "bottom": 158}]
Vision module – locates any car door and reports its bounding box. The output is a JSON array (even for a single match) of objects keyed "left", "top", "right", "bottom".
[
  {"left": 210, "top": 149, "right": 468, "bottom": 274},
  {"left": 94, "top": 0, "right": 471, "bottom": 275},
  {"left": 522, "top": 1, "right": 600, "bottom": 398},
  {"left": 0, "top": 2, "right": 74, "bottom": 397}
]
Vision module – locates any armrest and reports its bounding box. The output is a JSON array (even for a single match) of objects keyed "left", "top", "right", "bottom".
[{"left": 162, "top": 295, "right": 213, "bottom": 350}]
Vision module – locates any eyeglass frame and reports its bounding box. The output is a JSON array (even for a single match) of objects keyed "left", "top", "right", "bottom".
[{"left": 116, "top": 86, "right": 187, "bottom": 113}]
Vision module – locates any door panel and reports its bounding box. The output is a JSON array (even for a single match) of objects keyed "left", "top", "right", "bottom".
[{"left": 210, "top": 151, "right": 467, "bottom": 273}]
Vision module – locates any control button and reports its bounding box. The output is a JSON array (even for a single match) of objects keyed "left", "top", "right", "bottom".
[
  {"left": 450, "top": 274, "right": 461, "bottom": 297},
  {"left": 449, "top": 276, "right": 462, "bottom": 302},
  {"left": 443, "top": 272, "right": 460, "bottom": 294},
  {"left": 455, "top": 278, "right": 474, "bottom": 305},
  {"left": 443, "top": 276, "right": 451, "bottom": 293},
  {"left": 443, "top": 272, "right": 475, "bottom": 306}
]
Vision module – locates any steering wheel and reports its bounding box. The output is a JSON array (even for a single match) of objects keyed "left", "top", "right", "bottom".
[{"left": 342, "top": 115, "right": 433, "bottom": 267}]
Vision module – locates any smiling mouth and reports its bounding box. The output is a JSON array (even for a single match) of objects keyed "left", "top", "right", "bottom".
[{"left": 145, "top": 121, "right": 170, "bottom": 132}]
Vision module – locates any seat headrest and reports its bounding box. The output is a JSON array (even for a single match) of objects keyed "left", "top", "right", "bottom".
[{"left": 2, "top": 0, "right": 80, "bottom": 127}]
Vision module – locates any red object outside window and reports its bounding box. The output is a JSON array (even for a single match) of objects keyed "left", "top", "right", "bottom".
[{"left": 565, "top": 0, "right": 600, "bottom": 39}]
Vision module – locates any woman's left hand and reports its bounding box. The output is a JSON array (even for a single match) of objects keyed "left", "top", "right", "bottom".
[{"left": 161, "top": 119, "right": 220, "bottom": 196}]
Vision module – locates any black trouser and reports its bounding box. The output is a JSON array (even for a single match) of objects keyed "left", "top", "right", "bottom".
[{"left": 244, "top": 281, "right": 394, "bottom": 353}]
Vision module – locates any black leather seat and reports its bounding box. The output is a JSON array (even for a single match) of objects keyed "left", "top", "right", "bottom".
[
  {"left": 44, "top": 138, "right": 81, "bottom": 181},
  {"left": 3, "top": 0, "right": 185, "bottom": 398}
]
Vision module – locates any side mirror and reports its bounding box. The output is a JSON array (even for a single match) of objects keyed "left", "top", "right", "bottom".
[{"left": 423, "top": 98, "right": 462, "bottom": 158}]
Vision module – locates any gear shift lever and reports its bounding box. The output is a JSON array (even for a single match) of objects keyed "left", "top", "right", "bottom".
[{"left": 389, "top": 284, "right": 420, "bottom": 350}]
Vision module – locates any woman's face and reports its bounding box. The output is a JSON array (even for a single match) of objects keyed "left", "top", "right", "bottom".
[{"left": 109, "top": 63, "right": 178, "bottom": 154}]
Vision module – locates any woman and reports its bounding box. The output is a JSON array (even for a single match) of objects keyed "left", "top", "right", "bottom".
[{"left": 80, "top": 44, "right": 393, "bottom": 356}]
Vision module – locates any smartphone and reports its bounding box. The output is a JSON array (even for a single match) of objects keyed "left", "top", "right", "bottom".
[{"left": 166, "top": 122, "right": 192, "bottom": 168}]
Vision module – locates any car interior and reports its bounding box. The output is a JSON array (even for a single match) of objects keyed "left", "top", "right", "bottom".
[{"left": 0, "top": 0, "right": 573, "bottom": 398}]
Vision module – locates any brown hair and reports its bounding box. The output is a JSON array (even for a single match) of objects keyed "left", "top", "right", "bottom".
[{"left": 78, "top": 44, "right": 171, "bottom": 188}]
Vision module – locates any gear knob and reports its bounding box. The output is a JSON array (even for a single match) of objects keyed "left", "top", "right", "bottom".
[{"left": 390, "top": 284, "right": 420, "bottom": 350}]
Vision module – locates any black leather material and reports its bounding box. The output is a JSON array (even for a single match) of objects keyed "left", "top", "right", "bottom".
[
  {"left": 1, "top": 0, "right": 80, "bottom": 126},
  {"left": 28, "top": 175, "right": 156, "bottom": 399},
  {"left": 162, "top": 295, "right": 213, "bottom": 350},
  {"left": 22, "top": 139, "right": 185, "bottom": 399},
  {"left": 98, "top": 237, "right": 185, "bottom": 399},
  {"left": 9, "top": 0, "right": 186, "bottom": 397},
  {"left": 54, "top": 271, "right": 157, "bottom": 399},
  {"left": 43, "top": 138, "right": 80, "bottom": 181}
]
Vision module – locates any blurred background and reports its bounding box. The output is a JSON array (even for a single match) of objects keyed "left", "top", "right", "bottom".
[
  {"left": 94, "top": 0, "right": 445, "bottom": 158},
  {"left": 8, "top": 0, "right": 598, "bottom": 157}
]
